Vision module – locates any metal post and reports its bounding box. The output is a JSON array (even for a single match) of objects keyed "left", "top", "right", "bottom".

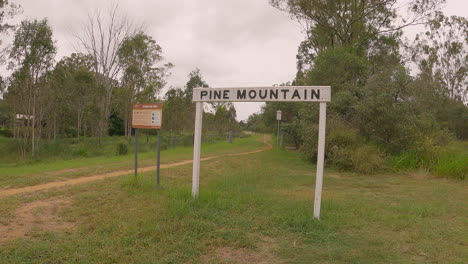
[
  {"left": 156, "top": 129, "right": 161, "bottom": 187},
  {"left": 313, "top": 103, "right": 327, "bottom": 219},
  {"left": 134, "top": 128, "right": 138, "bottom": 178},
  {"left": 277, "top": 120, "right": 281, "bottom": 149},
  {"left": 192, "top": 102, "right": 203, "bottom": 197}
]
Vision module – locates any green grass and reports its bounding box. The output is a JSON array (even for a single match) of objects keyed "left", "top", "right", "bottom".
[
  {"left": 388, "top": 141, "right": 468, "bottom": 180},
  {"left": 0, "top": 135, "right": 264, "bottom": 189},
  {"left": 431, "top": 141, "right": 468, "bottom": 180},
  {"left": 0, "top": 140, "right": 466, "bottom": 263}
]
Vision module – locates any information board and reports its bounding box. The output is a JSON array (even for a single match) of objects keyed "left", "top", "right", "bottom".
[{"left": 132, "top": 104, "right": 162, "bottom": 129}]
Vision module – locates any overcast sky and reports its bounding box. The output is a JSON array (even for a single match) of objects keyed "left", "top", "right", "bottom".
[{"left": 7, "top": 0, "right": 468, "bottom": 120}]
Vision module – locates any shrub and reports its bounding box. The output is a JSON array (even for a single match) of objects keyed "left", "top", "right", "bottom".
[
  {"left": 64, "top": 128, "right": 78, "bottom": 138},
  {"left": 348, "top": 145, "right": 387, "bottom": 174},
  {"left": 0, "top": 129, "right": 14, "bottom": 137},
  {"left": 116, "top": 143, "right": 128, "bottom": 155},
  {"left": 73, "top": 147, "right": 88, "bottom": 157},
  {"left": 301, "top": 118, "right": 386, "bottom": 174}
]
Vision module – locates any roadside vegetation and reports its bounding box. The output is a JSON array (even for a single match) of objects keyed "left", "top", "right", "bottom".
[
  {"left": 0, "top": 134, "right": 262, "bottom": 189},
  {"left": 0, "top": 138, "right": 466, "bottom": 263},
  {"left": 245, "top": 2, "right": 468, "bottom": 180}
]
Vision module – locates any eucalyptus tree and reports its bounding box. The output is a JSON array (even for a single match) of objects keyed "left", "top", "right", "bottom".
[
  {"left": 76, "top": 3, "right": 138, "bottom": 142},
  {"left": 49, "top": 53, "right": 97, "bottom": 140},
  {"left": 116, "top": 32, "right": 172, "bottom": 140},
  {"left": 270, "top": 0, "right": 445, "bottom": 72},
  {"left": 0, "top": 0, "right": 21, "bottom": 64},
  {"left": 163, "top": 87, "right": 188, "bottom": 134},
  {"left": 411, "top": 13, "right": 467, "bottom": 101},
  {"left": 7, "top": 18, "right": 56, "bottom": 156}
]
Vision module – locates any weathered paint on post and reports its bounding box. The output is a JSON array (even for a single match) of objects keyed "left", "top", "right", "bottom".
[
  {"left": 313, "top": 102, "right": 327, "bottom": 219},
  {"left": 192, "top": 102, "right": 203, "bottom": 197}
]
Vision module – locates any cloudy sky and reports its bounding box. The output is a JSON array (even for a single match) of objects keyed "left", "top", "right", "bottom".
[{"left": 8, "top": 0, "right": 468, "bottom": 120}]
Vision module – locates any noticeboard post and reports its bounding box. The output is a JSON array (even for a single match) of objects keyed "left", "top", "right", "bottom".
[
  {"left": 191, "top": 86, "right": 331, "bottom": 219},
  {"left": 132, "top": 104, "right": 163, "bottom": 187}
]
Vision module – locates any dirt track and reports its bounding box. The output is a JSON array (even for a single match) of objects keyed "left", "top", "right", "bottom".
[{"left": 0, "top": 136, "right": 272, "bottom": 199}]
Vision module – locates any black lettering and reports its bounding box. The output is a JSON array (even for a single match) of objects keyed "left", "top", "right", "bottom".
[
  {"left": 292, "top": 89, "right": 301, "bottom": 99},
  {"left": 270, "top": 89, "right": 278, "bottom": 99},
  {"left": 281, "top": 89, "right": 289, "bottom": 99},
  {"left": 223, "top": 90, "right": 229, "bottom": 99},
  {"left": 304, "top": 89, "right": 307, "bottom": 99},
  {"left": 311, "top": 89, "right": 320, "bottom": 100},
  {"left": 259, "top": 90, "right": 267, "bottom": 99},
  {"left": 248, "top": 90, "right": 257, "bottom": 99},
  {"left": 237, "top": 90, "right": 246, "bottom": 99},
  {"left": 214, "top": 90, "right": 222, "bottom": 99},
  {"left": 201, "top": 91, "right": 208, "bottom": 99}
]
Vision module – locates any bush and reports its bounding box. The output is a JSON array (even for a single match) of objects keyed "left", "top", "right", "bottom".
[
  {"left": 348, "top": 145, "right": 387, "bottom": 174},
  {"left": 64, "top": 128, "right": 78, "bottom": 138},
  {"left": 116, "top": 143, "right": 128, "bottom": 155},
  {"left": 0, "top": 129, "right": 13, "bottom": 137},
  {"left": 300, "top": 118, "right": 386, "bottom": 174},
  {"left": 73, "top": 147, "right": 88, "bottom": 157}
]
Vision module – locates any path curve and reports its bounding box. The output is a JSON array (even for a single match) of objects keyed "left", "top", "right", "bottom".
[{"left": 0, "top": 136, "right": 272, "bottom": 198}]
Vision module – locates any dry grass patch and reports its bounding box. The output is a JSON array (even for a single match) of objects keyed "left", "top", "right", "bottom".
[
  {"left": 201, "top": 235, "right": 280, "bottom": 264},
  {"left": 0, "top": 196, "right": 75, "bottom": 244}
]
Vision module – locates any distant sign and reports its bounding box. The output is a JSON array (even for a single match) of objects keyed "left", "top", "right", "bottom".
[
  {"left": 276, "top": 110, "right": 282, "bottom": 121},
  {"left": 193, "top": 86, "right": 331, "bottom": 102},
  {"left": 132, "top": 104, "right": 162, "bottom": 129}
]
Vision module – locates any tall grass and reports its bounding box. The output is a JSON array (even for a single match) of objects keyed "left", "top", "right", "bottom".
[{"left": 389, "top": 141, "right": 467, "bottom": 179}]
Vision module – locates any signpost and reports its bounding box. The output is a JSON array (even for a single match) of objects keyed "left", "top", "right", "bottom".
[
  {"left": 132, "top": 104, "right": 163, "bottom": 187},
  {"left": 276, "top": 110, "right": 282, "bottom": 148},
  {"left": 191, "top": 86, "right": 331, "bottom": 219}
]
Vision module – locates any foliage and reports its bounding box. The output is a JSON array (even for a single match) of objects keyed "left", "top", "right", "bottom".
[
  {"left": 4, "top": 18, "right": 56, "bottom": 156},
  {"left": 116, "top": 32, "right": 172, "bottom": 140},
  {"left": 115, "top": 142, "right": 128, "bottom": 156},
  {"left": 0, "top": 141, "right": 466, "bottom": 263},
  {"left": 411, "top": 13, "right": 467, "bottom": 101},
  {"left": 271, "top": 0, "right": 444, "bottom": 70}
]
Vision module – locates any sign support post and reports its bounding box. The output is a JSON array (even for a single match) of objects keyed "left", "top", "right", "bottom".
[
  {"left": 191, "top": 86, "right": 330, "bottom": 218},
  {"left": 192, "top": 102, "right": 203, "bottom": 197},
  {"left": 313, "top": 102, "right": 327, "bottom": 219},
  {"left": 134, "top": 128, "right": 138, "bottom": 178},
  {"left": 132, "top": 103, "right": 163, "bottom": 185},
  {"left": 156, "top": 129, "right": 161, "bottom": 187}
]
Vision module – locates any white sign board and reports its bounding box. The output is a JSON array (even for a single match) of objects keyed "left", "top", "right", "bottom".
[
  {"left": 276, "top": 110, "right": 282, "bottom": 121},
  {"left": 193, "top": 86, "right": 331, "bottom": 102}
]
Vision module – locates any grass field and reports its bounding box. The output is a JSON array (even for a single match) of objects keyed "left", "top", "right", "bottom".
[
  {"left": 0, "top": 136, "right": 466, "bottom": 263},
  {"left": 0, "top": 135, "right": 264, "bottom": 189}
]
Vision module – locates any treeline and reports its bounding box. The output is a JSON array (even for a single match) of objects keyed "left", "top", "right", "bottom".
[
  {"left": 247, "top": 0, "right": 467, "bottom": 175},
  {"left": 0, "top": 4, "right": 239, "bottom": 157}
]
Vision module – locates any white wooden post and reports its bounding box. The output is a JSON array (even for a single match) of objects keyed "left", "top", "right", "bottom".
[
  {"left": 192, "top": 102, "right": 203, "bottom": 197},
  {"left": 313, "top": 102, "right": 327, "bottom": 219}
]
